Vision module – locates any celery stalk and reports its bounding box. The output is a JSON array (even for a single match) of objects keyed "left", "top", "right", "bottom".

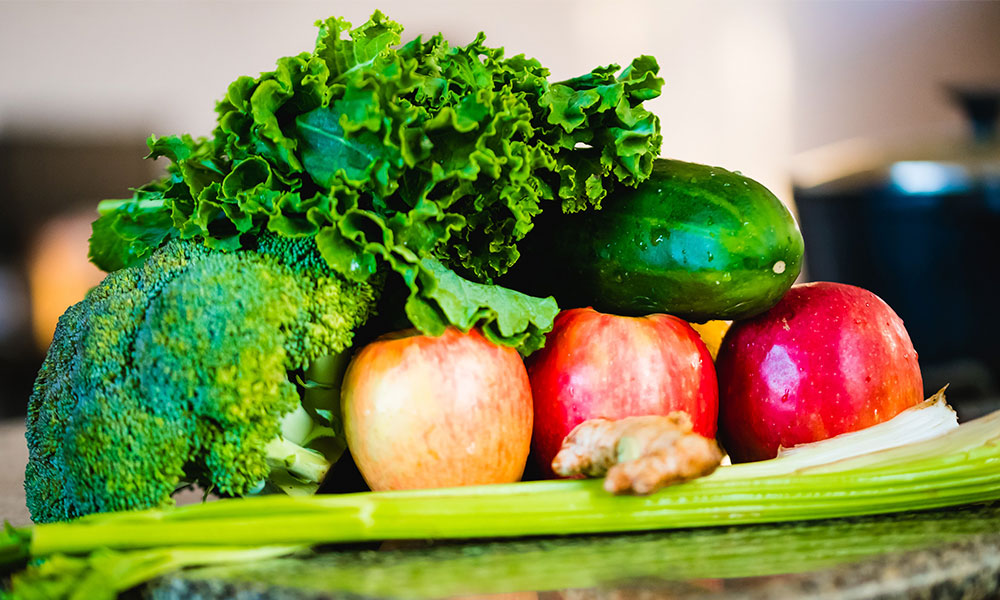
[
  {"left": 20, "top": 409, "right": 999, "bottom": 558},
  {"left": 167, "top": 502, "right": 1000, "bottom": 599},
  {"left": 3, "top": 410, "right": 998, "bottom": 600},
  {"left": 761, "top": 387, "right": 958, "bottom": 473}
]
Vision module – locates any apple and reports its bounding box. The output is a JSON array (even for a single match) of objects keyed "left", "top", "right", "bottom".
[
  {"left": 716, "top": 281, "right": 923, "bottom": 463},
  {"left": 527, "top": 307, "right": 718, "bottom": 477},
  {"left": 341, "top": 327, "right": 533, "bottom": 491}
]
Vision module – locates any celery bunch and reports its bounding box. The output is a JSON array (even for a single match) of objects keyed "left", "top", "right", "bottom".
[
  {"left": 3, "top": 408, "right": 999, "bottom": 599},
  {"left": 159, "top": 503, "right": 1000, "bottom": 599}
]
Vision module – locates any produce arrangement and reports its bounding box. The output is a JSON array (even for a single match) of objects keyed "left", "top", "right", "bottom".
[{"left": 3, "top": 10, "right": 1000, "bottom": 600}]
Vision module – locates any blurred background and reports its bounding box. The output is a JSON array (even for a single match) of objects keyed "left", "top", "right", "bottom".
[{"left": 1, "top": 0, "right": 998, "bottom": 419}]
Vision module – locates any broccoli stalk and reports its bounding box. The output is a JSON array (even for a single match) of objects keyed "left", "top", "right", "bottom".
[
  {"left": 259, "top": 354, "right": 353, "bottom": 496},
  {"left": 24, "top": 234, "right": 380, "bottom": 523},
  {"left": 264, "top": 436, "right": 335, "bottom": 492}
]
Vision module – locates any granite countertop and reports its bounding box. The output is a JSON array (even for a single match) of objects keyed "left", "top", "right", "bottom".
[
  {"left": 0, "top": 420, "right": 29, "bottom": 527},
  {"left": 0, "top": 419, "right": 207, "bottom": 527}
]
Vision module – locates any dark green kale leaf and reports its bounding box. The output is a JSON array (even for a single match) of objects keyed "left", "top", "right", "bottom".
[{"left": 89, "top": 10, "right": 663, "bottom": 353}]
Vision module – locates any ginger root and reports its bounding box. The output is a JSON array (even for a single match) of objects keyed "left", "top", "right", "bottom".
[{"left": 551, "top": 413, "right": 724, "bottom": 495}]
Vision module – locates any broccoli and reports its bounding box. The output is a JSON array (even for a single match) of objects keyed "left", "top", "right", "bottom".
[{"left": 24, "top": 233, "right": 380, "bottom": 523}]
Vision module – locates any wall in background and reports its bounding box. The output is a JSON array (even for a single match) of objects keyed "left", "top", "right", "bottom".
[
  {"left": 788, "top": 1, "right": 1000, "bottom": 153},
  {"left": 1, "top": 0, "right": 999, "bottom": 414},
  {"left": 3, "top": 1, "right": 1000, "bottom": 193}
]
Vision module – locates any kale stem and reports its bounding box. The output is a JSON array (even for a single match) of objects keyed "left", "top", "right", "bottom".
[{"left": 96, "top": 198, "right": 166, "bottom": 216}]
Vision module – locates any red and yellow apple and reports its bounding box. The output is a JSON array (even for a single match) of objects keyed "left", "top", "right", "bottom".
[
  {"left": 527, "top": 307, "right": 718, "bottom": 477},
  {"left": 716, "top": 281, "right": 923, "bottom": 463},
  {"left": 341, "top": 327, "right": 533, "bottom": 491}
]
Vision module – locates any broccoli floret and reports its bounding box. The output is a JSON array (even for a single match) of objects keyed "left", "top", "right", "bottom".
[{"left": 24, "top": 234, "right": 379, "bottom": 523}]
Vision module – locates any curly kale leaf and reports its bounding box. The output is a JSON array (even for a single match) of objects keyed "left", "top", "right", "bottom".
[{"left": 89, "top": 11, "right": 661, "bottom": 353}]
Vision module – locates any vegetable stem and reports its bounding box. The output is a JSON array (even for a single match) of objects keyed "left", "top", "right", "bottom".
[
  {"left": 264, "top": 438, "right": 333, "bottom": 484},
  {"left": 27, "top": 409, "right": 1000, "bottom": 557},
  {"left": 95, "top": 198, "right": 165, "bottom": 216}
]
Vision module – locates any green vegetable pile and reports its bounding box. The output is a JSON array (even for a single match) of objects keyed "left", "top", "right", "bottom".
[
  {"left": 23, "top": 11, "right": 665, "bottom": 526},
  {"left": 6, "top": 9, "right": 1000, "bottom": 600}
]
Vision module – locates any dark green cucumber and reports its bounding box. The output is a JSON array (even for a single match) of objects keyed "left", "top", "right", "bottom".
[{"left": 513, "top": 158, "right": 804, "bottom": 321}]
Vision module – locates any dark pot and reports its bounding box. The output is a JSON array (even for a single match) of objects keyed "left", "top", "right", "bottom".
[{"left": 793, "top": 87, "right": 1000, "bottom": 415}]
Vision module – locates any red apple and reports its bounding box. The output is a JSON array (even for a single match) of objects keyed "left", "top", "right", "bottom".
[
  {"left": 716, "top": 281, "right": 923, "bottom": 463},
  {"left": 527, "top": 307, "right": 718, "bottom": 477},
  {"left": 341, "top": 327, "right": 533, "bottom": 491}
]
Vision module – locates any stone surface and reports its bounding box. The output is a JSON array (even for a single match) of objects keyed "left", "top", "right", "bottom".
[
  {"left": 0, "top": 420, "right": 29, "bottom": 526},
  {"left": 0, "top": 419, "right": 210, "bottom": 526}
]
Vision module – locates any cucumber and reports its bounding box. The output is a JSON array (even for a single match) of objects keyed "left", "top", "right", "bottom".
[{"left": 510, "top": 158, "right": 804, "bottom": 322}]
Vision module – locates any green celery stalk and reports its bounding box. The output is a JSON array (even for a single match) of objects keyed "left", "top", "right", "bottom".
[{"left": 20, "top": 409, "right": 999, "bottom": 558}]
